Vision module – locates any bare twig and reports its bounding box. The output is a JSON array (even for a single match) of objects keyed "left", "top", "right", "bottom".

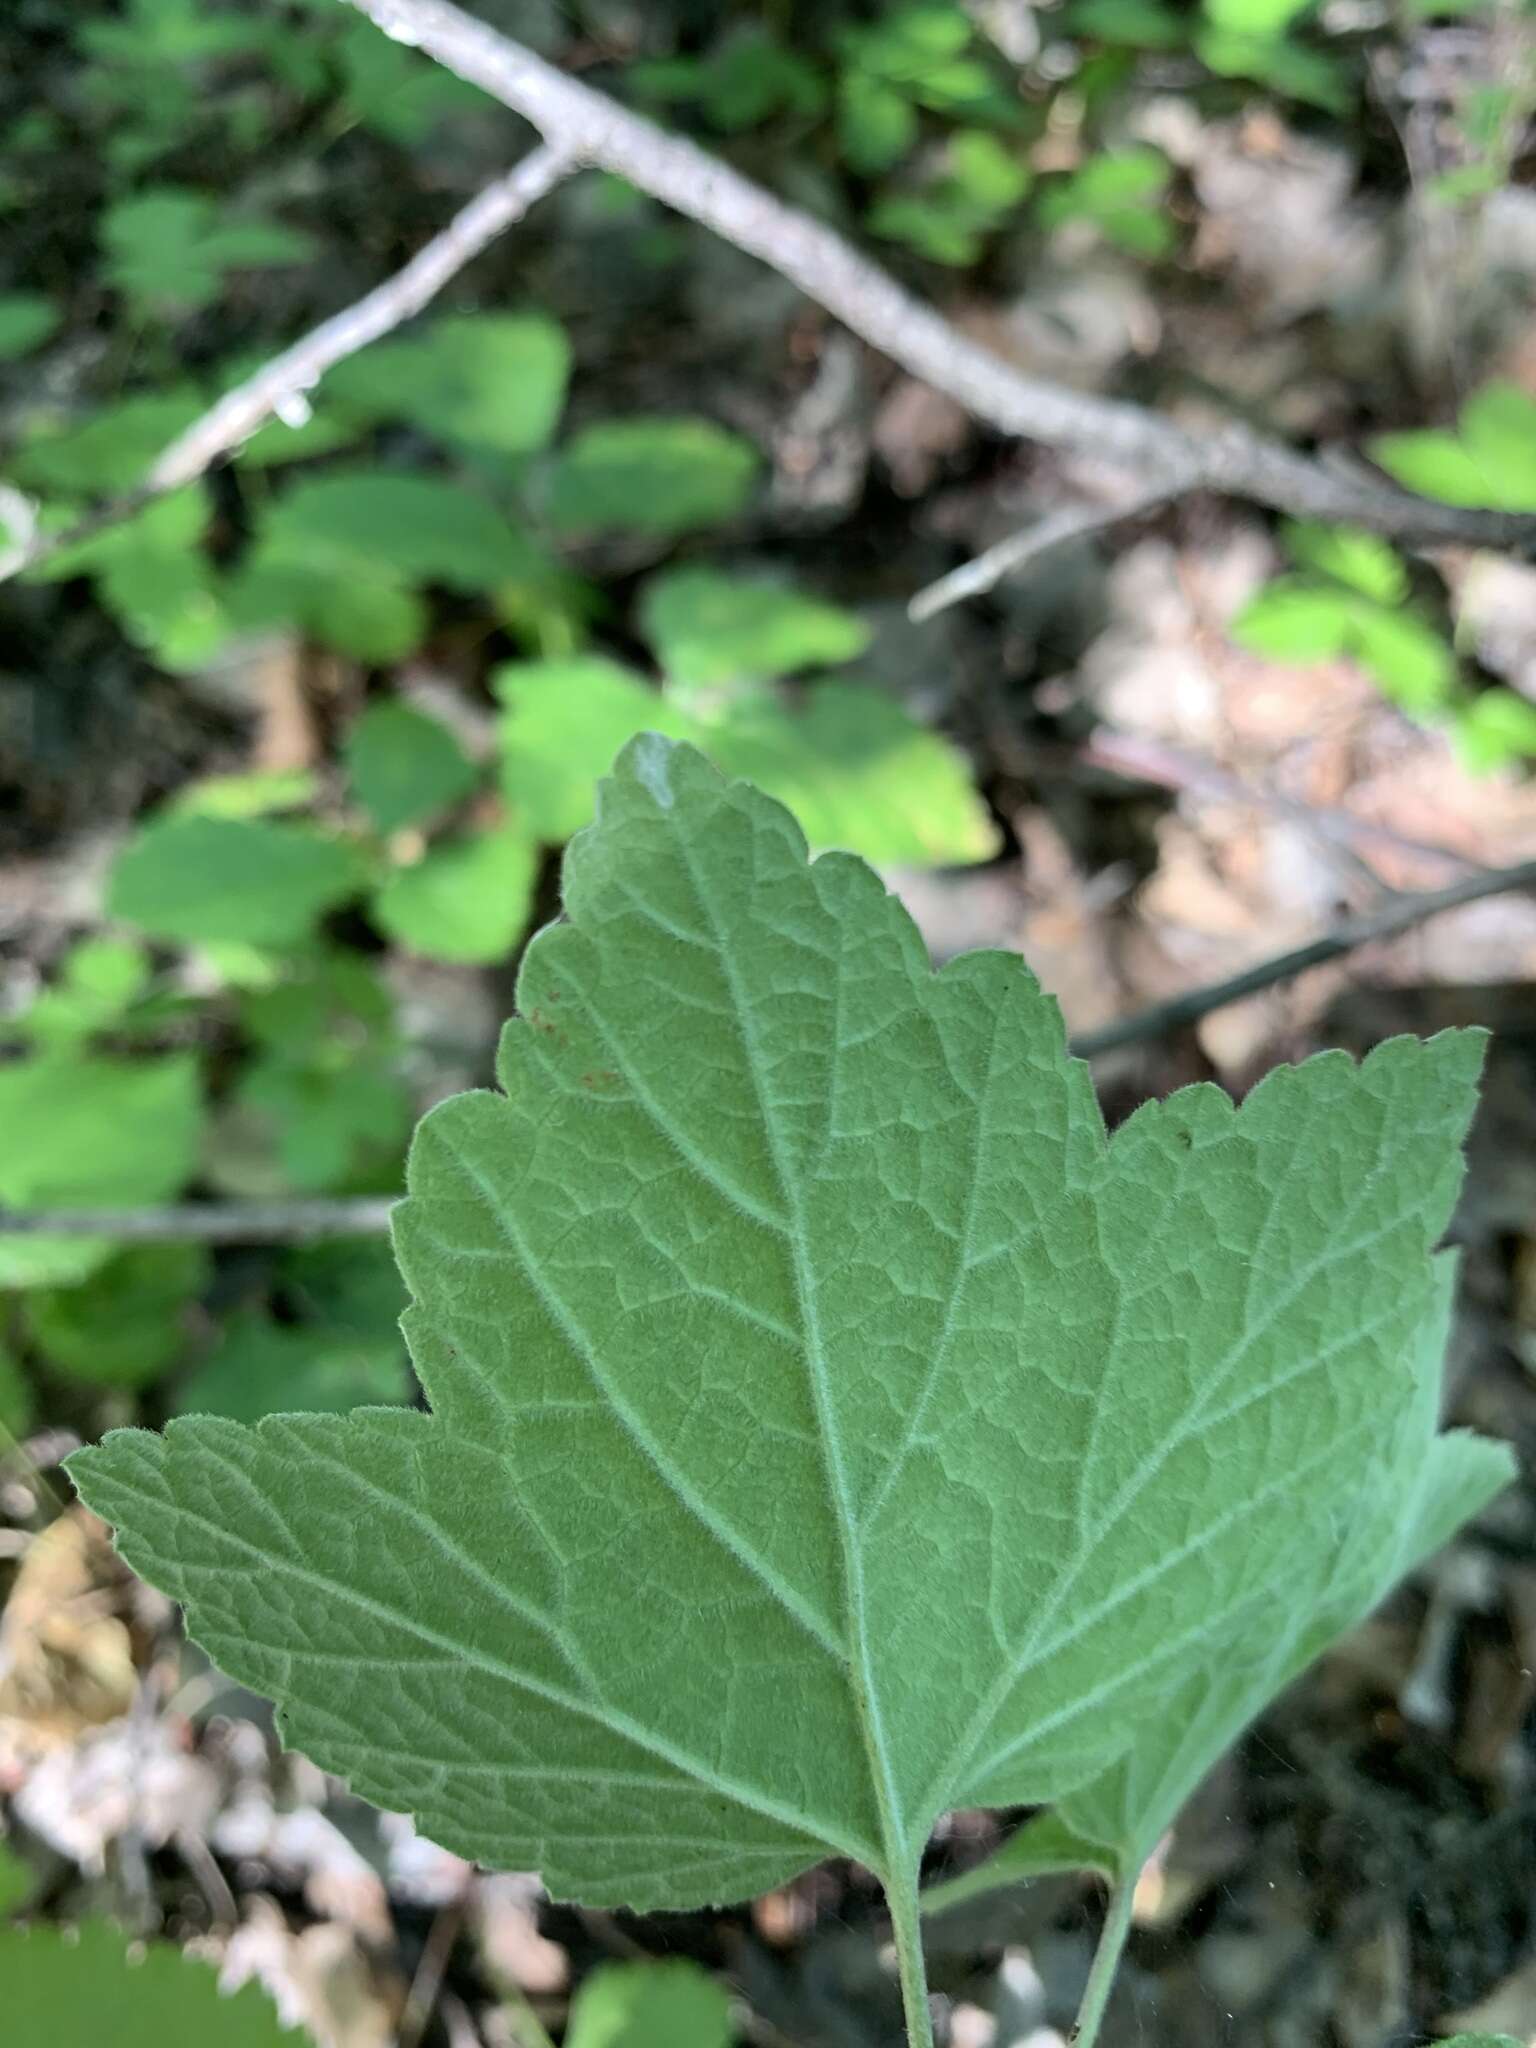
[
  {"left": 1070, "top": 855, "right": 1536, "bottom": 1058},
  {"left": 908, "top": 474, "right": 1194, "bottom": 620},
  {"left": 2, "top": 142, "right": 574, "bottom": 583},
  {"left": 343, "top": 0, "right": 1536, "bottom": 552},
  {"left": 399, "top": 1889, "right": 470, "bottom": 2048},
  {"left": 498, "top": 1981, "right": 560, "bottom": 2048},
  {"left": 0, "top": 1197, "right": 396, "bottom": 1243}
]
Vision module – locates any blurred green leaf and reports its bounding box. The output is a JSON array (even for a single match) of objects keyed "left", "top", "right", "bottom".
[
  {"left": 32, "top": 487, "right": 229, "bottom": 671},
  {"left": 0, "top": 1052, "right": 202, "bottom": 1288},
  {"left": 1349, "top": 606, "right": 1458, "bottom": 715},
  {"left": 1069, "top": 0, "right": 1189, "bottom": 47},
  {"left": 640, "top": 570, "right": 871, "bottom": 688},
  {"left": 632, "top": 27, "right": 826, "bottom": 132},
  {"left": 841, "top": 4, "right": 976, "bottom": 81},
  {"left": 325, "top": 313, "right": 571, "bottom": 455},
  {"left": 101, "top": 187, "right": 315, "bottom": 315},
  {"left": 215, "top": 952, "right": 409, "bottom": 1193},
  {"left": 547, "top": 419, "right": 759, "bottom": 537},
  {"left": 171, "top": 770, "right": 321, "bottom": 820},
  {"left": 565, "top": 1960, "right": 733, "bottom": 2048},
  {"left": 1204, "top": 0, "right": 1314, "bottom": 31},
  {"left": 497, "top": 657, "right": 694, "bottom": 842},
  {"left": 0, "top": 1348, "right": 35, "bottom": 1444},
  {"left": 2, "top": 1920, "right": 307, "bottom": 2048},
  {"left": 711, "top": 681, "right": 1001, "bottom": 864},
  {"left": 345, "top": 702, "right": 478, "bottom": 834},
  {"left": 234, "top": 1053, "right": 412, "bottom": 1192},
  {"left": 496, "top": 657, "right": 998, "bottom": 864},
  {"left": 335, "top": 17, "right": 488, "bottom": 142},
  {"left": 1453, "top": 688, "right": 1536, "bottom": 772},
  {"left": 870, "top": 129, "right": 1031, "bottom": 263},
  {"left": 14, "top": 938, "right": 151, "bottom": 1045},
  {"left": 0, "top": 293, "right": 60, "bottom": 361},
  {"left": 1373, "top": 428, "right": 1513, "bottom": 508},
  {"left": 78, "top": 0, "right": 298, "bottom": 71},
  {"left": 14, "top": 391, "right": 204, "bottom": 493},
  {"left": 837, "top": 70, "right": 918, "bottom": 172},
  {"left": 250, "top": 470, "right": 529, "bottom": 588},
  {"left": 240, "top": 951, "right": 397, "bottom": 1057},
  {"left": 1450, "top": 383, "right": 1536, "bottom": 509},
  {"left": 1234, "top": 563, "right": 1457, "bottom": 719},
  {"left": 949, "top": 130, "right": 1031, "bottom": 208},
  {"left": 109, "top": 816, "right": 366, "bottom": 947},
  {"left": 231, "top": 469, "right": 528, "bottom": 660},
  {"left": 1196, "top": 27, "right": 1351, "bottom": 111},
  {"left": 176, "top": 1308, "right": 407, "bottom": 1423},
  {"left": 1282, "top": 522, "right": 1407, "bottom": 603},
  {"left": 226, "top": 557, "right": 426, "bottom": 662},
  {"left": 26, "top": 1245, "right": 208, "bottom": 1389},
  {"left": 372, "top": 824, "right": 538, "bottom": 964},
  {"left": 1038, "top": 146, "right": 1173, "bottom": 255},
  {"left": 281, "top": 1238, "right": 408, "bottom": 1348},
  {"left": 1229, "top": 580, "right": 1353, "bottom": 660}
]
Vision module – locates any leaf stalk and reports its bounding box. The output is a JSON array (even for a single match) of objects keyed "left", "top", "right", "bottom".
[
  {"left": 1067, "top": 1869, "right": 1139, "bottom": 2048},
  {"left": 885, "top": 1872, "right": 936, "bottom": 2048}
]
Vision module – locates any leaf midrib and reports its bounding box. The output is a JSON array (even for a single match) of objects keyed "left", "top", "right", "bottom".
[{"left": 671, "top": 819, "right": 916, "bottom": 1871}]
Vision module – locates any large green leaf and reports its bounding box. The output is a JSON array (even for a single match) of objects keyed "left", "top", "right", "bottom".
[
  {"left": 3, "top": 1920, "right": 305, "bottom": 2048},
  {"left": 72, "top": 740, "right": 1507, "bottom": 1943},
  {"left": 108, "top": 816, "right": 367, "bottom": 948}
]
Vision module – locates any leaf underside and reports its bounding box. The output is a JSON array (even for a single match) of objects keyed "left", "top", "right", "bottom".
[{"left": 71, "top": 736, "right": 1508, "bottom": 1910}]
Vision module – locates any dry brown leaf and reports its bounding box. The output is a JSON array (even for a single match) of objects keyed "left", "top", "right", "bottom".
[
  {"left": 0, "top": 1509, "right": 136, "bottom": 1754},
  {"left": 475, "top": 1873, "right": 569, "bottom": 1995},
  {"left": 222, "top": 1899, "right": 402, "bottom": 2048}
]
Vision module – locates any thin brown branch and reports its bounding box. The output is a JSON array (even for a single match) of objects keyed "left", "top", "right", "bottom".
[
  {"left": 1, "top": 142, "right": 574, "bottom": 584},
  {"left": 0, "top": 1198, "right": 396, "bottom": 1243},
  {"left": 343, "top": 0, "right": 1536, "bottom": 552},
  {"left": 908, "top": 474, "right": 1195, "bottom": 620},
  {"left": 1070, "top": 856, "right": 1536, "bottom": 1058}
]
